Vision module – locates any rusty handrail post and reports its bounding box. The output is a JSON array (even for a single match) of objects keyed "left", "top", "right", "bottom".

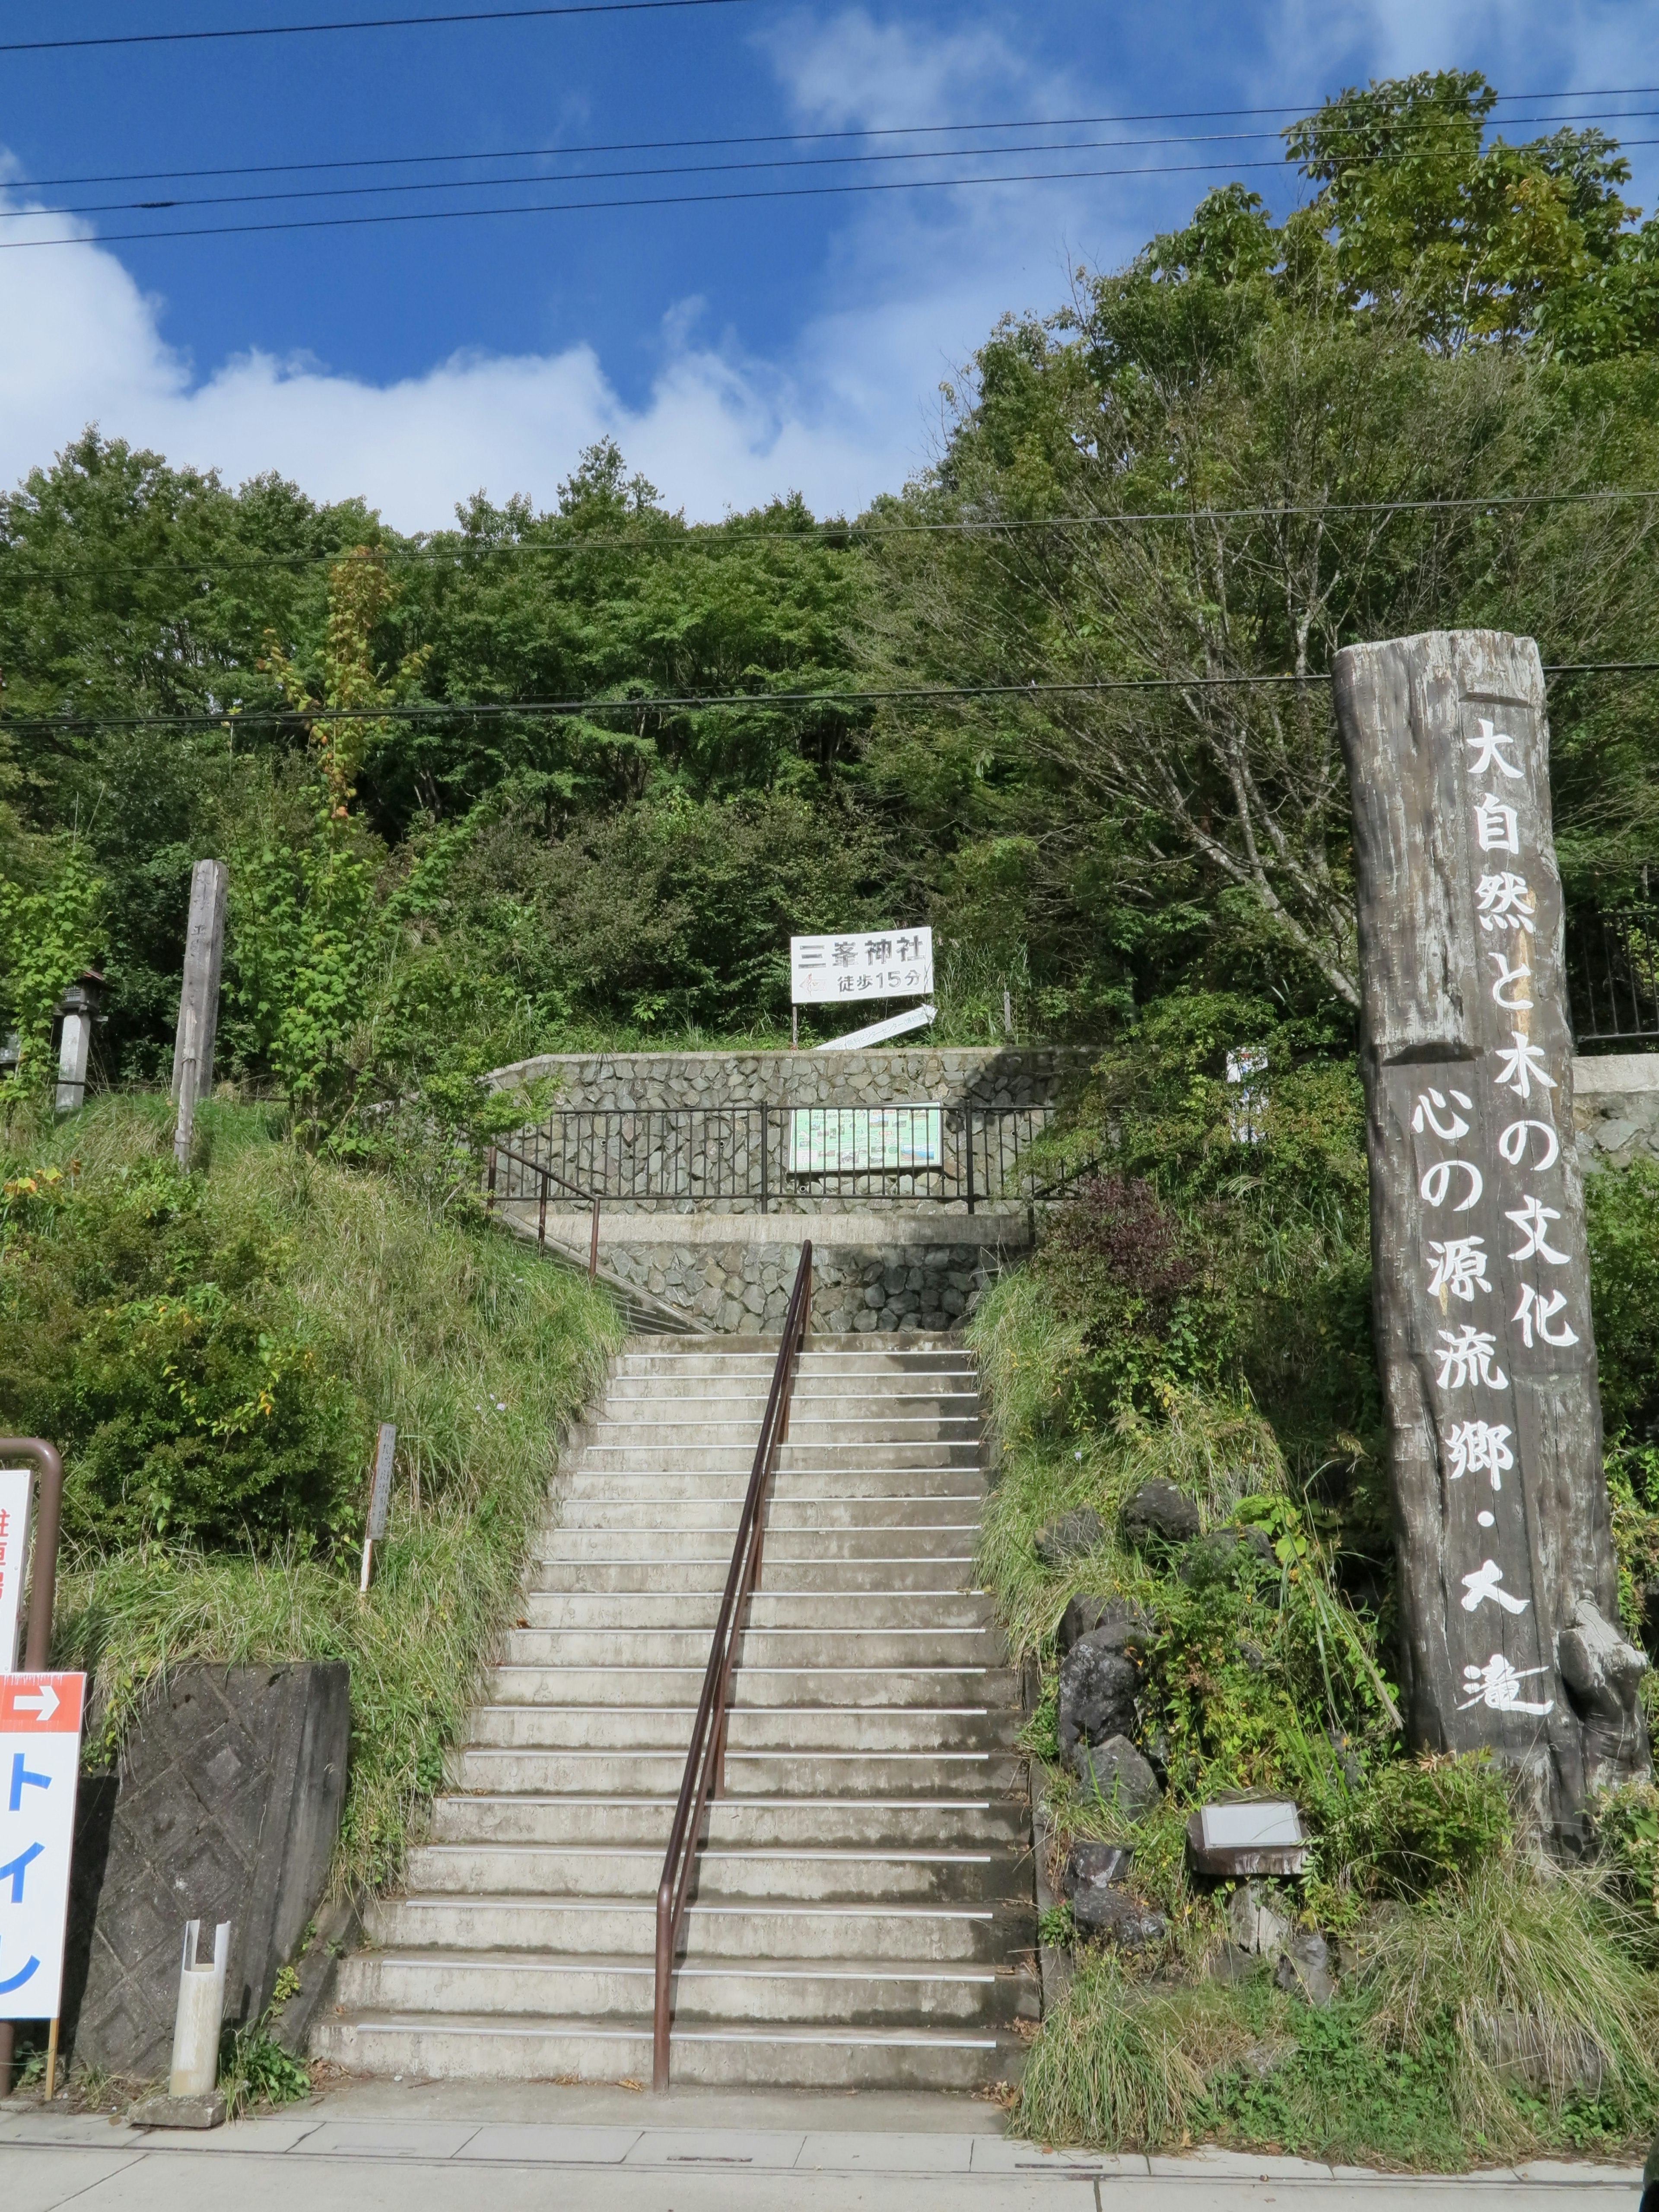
[
  {"left": 537, "top": 1166, "right": 548, "bottom": 1248},
  {"left": 652, "top": 1243, "right": 812, "bottom": 2094},
  {"left": 0, "top": 1437, "right": 65, "bottom": 2099},
  {"left": 485, "top": 1144, "right": 498, "bottom": 1212},
  {"left": 589, "top": 1195, "right": 600, "bottom": 1282}
]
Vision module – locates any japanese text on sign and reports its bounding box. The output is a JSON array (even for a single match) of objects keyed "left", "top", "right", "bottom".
[
  {"left": 790, "top": 929, "right": 933, "bottom": 1006},
  {"left": 0, "top": 1673, "right": 85, "bottom": 2019}
]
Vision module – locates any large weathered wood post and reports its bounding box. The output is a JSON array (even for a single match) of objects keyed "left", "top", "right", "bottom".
[
  {"left": 171, "top": 860, "right": 227, "bottom": 1167},
  {"left": 1333, "top": 629, "right": 1648, "bottom": 1846}
]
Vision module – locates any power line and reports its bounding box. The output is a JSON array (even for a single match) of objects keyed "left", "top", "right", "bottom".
[
  {"left": 13, "top": 110, "right": 1659, "bottom": 226},
  {"left": 6, "top": 99, "right": 1652, "bottom": 197},
  {"left": 6, "top": 486, "right": 1659, "bottom": 584},
  {"left": 7, "top": 661, "right": 1656, "bottom": 736},
  {"left": 0, "top": 0, "right": 754, "bottom": 57},
  {"left": 15, "top": 139, "right": 1659, "bottom": 253}
]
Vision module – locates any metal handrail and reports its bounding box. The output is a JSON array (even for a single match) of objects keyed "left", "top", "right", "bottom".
[
  {"left": 652, "top": 1241, "right": 813, "bottom": 2092},
  {"left": 485, "top": 1137, "right": 601, "bottom": 1279}
]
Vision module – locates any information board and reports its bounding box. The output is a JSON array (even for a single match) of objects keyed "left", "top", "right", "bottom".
[
  {"left": 788, "top": 1106, "right": 943, "bottom": 1176},
  {"left": 0, "top": 1672, "right": 85, "bottom": 2018},
  {"left": 790, "top": 929, "right": 933, "bottom": 1006}
]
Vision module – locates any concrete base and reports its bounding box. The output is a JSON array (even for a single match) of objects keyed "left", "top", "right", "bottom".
[{"left": 128, "top": 2094, "right": 225, "bottom": 2130}]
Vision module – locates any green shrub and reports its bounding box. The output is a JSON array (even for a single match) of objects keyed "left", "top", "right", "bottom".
[
  {"left": 1324, "top": 1752, "right": 1515, "bottom": 1900},
  {"left": 1587, "top": 1158, "right": 1659, "bottom": 1443}
]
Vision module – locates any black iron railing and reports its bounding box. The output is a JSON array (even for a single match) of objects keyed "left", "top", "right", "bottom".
[
  {"left": 1568, "top": 905, "right": 1659, "bottom": 1046},
  {"left": 494, "top": 1103, "right": 1081, "bottom": 1213}
]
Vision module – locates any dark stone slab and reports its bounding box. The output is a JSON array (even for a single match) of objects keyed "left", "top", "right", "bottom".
[
  {"left": 64, "top": 1663, "right": 350, "bottom": 2081},
  {"left": 1057, "top": 1637, "right": 1141, "bottom": 1761},
  {"left": 1121, "top": 1481, "right": 1200, "bottom": 1548},
  {"left": 1071, "top": 1884, "right": 1167, "bottom": 1948},
  {"left": 1057, "top": 1595, "right": 1153, "bottom": 1656},
  {"left": 1069, "top": 1733, "right": 1162, "bottom": 1819}
]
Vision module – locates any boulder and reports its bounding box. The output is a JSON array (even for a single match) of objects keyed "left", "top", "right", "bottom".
[
  {"left": 1070, "top": 1733, "right": 1162, "bottom": 1820},
  {"left": 1058, "top": 1594, "right": 1153, "bottom": 1657},
  {"left": 1034, "top": 1507, "right": 1104, "bottom": 1567},
  {"left": 1057, "top": 1637, "right": 1141, "bottom": 1761},
  {"left": 1071, "top": 1883, "right": 1167, "bottom": 1949},
  {"left": 1062, "top": 1839, "right": 1134, "bottom": 1903},
  {"left": 1274, "top": 1929, "right": 1335, "bottom": 2007},
  {"left": 1227, "top": 1881, "right": 1290, "bottom": 1959},
  {"left": 1122, "top": 1480, "right": 1201, "bottom": 1548},
  {"left": 1556, "top": 1598, "right": 1651, "bottom": 1793}
]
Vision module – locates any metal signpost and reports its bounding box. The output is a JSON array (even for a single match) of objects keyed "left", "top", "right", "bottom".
[
  {"left": 0, "top": 1472, "right": 32, "bottom": 1673},
  {"left": 0, "top": 1672, "right": 86, "bottom": 2096}
]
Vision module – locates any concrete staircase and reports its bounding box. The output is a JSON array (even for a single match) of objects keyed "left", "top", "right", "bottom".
[{"left": 317, "top": 1335, "right": 1037, "bottom": 2088}]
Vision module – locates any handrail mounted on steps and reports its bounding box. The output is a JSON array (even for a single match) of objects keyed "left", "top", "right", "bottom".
[
  {"left": 652, "top": 1239, "right": 814, "bottom": 2092},
  {"left": 486, "top": 1137, "right": 601, "bottom": 1279}
]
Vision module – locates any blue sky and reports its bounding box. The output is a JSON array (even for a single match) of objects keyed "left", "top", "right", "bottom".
[{"left": 2, "top": 0, "right": 1658, "bottom": 525}]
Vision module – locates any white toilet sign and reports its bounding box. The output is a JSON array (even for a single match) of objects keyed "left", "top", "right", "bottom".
[
  {"left": 790, "top": 928, "right": 933, "bottom": 1005},
  {"left": 0, "top": 1673, "right": 86, "bottom": 2018},
  {"left": 0, "top": 1471, "right": 32, "bottom": 1672}
]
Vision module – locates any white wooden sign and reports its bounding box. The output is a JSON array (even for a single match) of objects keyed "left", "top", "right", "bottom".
[
  {"left": 0, "top": 1472, "right": 32, "bottom": 1673},
  {"left": 790, "top": 928, "right": 933, "bottom": 1006},
  {"left": 0, "top": 1672, "right": 85, "bottom": 2018}
]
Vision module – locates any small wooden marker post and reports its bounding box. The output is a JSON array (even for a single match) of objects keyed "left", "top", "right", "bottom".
[
  {"left": 359, "top": 1423, "right": 397, "bottom": 1594},
  {"left": 171, "top": 860, "right": 227, "bottom": 1166}
]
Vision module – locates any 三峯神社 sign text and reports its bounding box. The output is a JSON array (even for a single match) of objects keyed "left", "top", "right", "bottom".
[
  {"left": 1334, "top": 629, "right": 1649, "bottom": 1842},
  {"left": 790, "top": 929, "right": 933, "bottom": 1005}
]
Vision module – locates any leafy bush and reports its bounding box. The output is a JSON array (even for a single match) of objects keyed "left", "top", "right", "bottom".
[
  {"left": 1586, "top": 1159, "right": 1659, "bottom": 1443},
  {"left": 1323, "top": 1753, "right": 1515, "bottom": 1899},
  {"left": 1, "top": 1132, "right": 357, "bottom": 1550}
]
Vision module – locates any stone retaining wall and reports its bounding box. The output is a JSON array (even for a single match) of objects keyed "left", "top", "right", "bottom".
[
  {"left": 489, "top": 1043, "right": 1091, "bottom": 1110},
  {"left": 1573, "top": 1052, "right": 1659, "bottom": 1173},
  {"left": 512, "top": 1205, "right": 1030, "bottom": 1335}
]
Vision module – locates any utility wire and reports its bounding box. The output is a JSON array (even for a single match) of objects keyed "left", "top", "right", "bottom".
[
  {"left": 15, "top": 141, "right": 1659, "bottom": 253},
  {"left": 12, "top": 111, "right": 1659, "bottom": 225},
  {"left": 5, "top": 101, "right": 1651, "bottom": 197},
  {"left": 0, "top": 0, "right": 754, "bottom": 57},
  {"left": 7, "top": 486, "right": 1659, "bottom": 584},
  {"left": 8, "top": 661, "right": 1657, "bottom": 736}
]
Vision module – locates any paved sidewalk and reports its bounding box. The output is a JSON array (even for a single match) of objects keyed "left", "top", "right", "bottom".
[{"left": 0, "top": 2083, "right": 1642, "bottom": 2212}]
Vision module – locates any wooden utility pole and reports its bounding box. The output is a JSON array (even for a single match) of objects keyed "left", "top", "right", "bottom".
[
  {"left": 1334, "top": 629, "right": 1649, "bottom": 1844},
  {"left": 171, "top": 861, "right": 226, "bottom": 1166}
]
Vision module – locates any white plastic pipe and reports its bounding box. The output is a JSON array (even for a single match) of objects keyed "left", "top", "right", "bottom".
[{"left": 168, "top": 1920, "right": 230, "bottom": 2097}]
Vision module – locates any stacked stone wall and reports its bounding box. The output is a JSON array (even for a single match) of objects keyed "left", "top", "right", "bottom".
[
  {"left": 1573, "top": 1053, "right": 1659, "bottom": 1173},
  {"left": 489, "top": 1043, "right": 1091, "bottom": 1111}
]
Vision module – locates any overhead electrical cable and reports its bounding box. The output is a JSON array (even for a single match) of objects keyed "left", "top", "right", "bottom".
[
  {"left": 7, "top": 661, "right": 1656, "bottom": 738},
  {"left": 6, "top": 486, "right": 1659, "bottom": 583},
  {"left": 0, "top": 0, "right": 755, "bottom": 56},
  {"left": 5, "top": 99, "right": 1653, "bottom": 196},
  {"left": 11, "top": 111, "right": 1659, "bottom": 225},
  {"left": 13, "top": 141, "right": 1659, "bottom": 252}
]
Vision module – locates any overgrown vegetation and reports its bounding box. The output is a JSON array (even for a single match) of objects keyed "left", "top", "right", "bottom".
[
  {"left": 1, "top": 1096, "right": 620, "bottom": 1894},
  {"left": 970, "top": 995, "right": 1659, "bottom": 2164}
]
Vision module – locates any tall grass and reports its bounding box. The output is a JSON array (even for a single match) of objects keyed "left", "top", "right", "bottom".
[{"left": 24, "top": 1097, "right": 622, "bottom": 1892}]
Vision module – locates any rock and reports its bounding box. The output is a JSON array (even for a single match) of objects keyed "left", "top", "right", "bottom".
[
  {"left": 129, "top": 2093, "right": 226, "bottom": 2130},
  {"left": 1207, "top": 1940, "right": 1257, "bottom": 1985},
  {"left": 1227, "top": 1881, "right": 1291, "bottom": 1959},
  {"left": 1180, "top": 1526, "right": 1274, "bottom": 1585},
  {"left": 1057, "top": 1638, "right": 1141, "bottom": 1761},
  {"left": 1070, "top": 1733, "right": 1162, "bottom": 1820},
  {"left": 1063, "top": 1839, "right": 1134, "bottom": 1904},
  {"left": 1556, "top": 1598, "right": 1650, "bottom": 1792},
  {"left": 1058, "top": 1595, "right": 1153, "bottom": 1657},
  {"left": 1071, "top": 1882, "right": 1167, "bottom": 1948},
  {"left": 1274, "top": 1929, "right": 1335, "bottom": 2007},
  {"left": 1122, "top": 1480, "right": 1201, "bottom": 1548},
  {"left": 1034, "top": 1507, "right": 1104, "bottom": 1567},
  {"left": 1491, "top": 2009, "right": 1606, "bottom": 2100}
]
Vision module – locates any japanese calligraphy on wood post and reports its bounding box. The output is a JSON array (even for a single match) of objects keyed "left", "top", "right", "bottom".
[{"left": 1334, "top": 629, "right": 1649, "bottom": 1843}]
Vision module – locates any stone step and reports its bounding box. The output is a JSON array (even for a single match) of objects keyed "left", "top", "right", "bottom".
[
  {"left": 496, "top": 1627, "right": 1005, "bottom": 1669},
  {"left": 403, "top": 1838, "right": 1027, "bottom": 1903},
  {"left": 576, "top": 1444, "right": 983, "bottom": 1473},
  {"left": 518, "top": 1591, "right": 993, "bottom": 1630},
  {"left": 488, "top": 1664, "right": 1016, "bottom": 1708},
  {"left": 588, "top": 1416, "right": 983, "bottom": 1444},
  {"left": 605, "top": 1382, "right": 980, "bottom": 1407},
  {"left": 530, "top": 1559, "right": 978, "bottom": 1593},
  {"left": 429, "top": 1793, "right": 1029, "bottom": 1850},
  {"left": 366, "top": 1894, "right": 1021, "bottom": 1963},
  {"left": 537, "top": 1527, "right": 977, "bottom": 1562},
  {"left": 616, "top": 1352, "right": 974, "bottom": 1376},
  {"left": 311, "top": 2012, "right": 1015, "bottom": 2091},
  {"left": 546, "top": 1499, "right": 982, "bottom": 1532},
  {"left": 337, "top": 1948, "right": 1034, "bottom": 2028},
  {"left": 464, "top": 1704, "right": 1021, "bottom": 1753},
  {"left": 558, "top": 1468, "right": 986, "bottom": 1501},
  {"left": 445, "top": 1747, "right": 1026, "bottom": 1796}
]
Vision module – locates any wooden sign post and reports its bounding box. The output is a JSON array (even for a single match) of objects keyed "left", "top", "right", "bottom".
[
  {"left": 171, "top": 861, "right": 227, "bottom": 1167},
  {"left": 1334, "top": 630, "right": 1649, "bottom": 1843}
]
